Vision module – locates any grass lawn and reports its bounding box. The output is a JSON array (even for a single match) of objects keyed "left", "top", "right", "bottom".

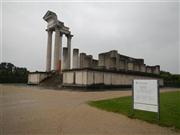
[{"left": 88, "top": 91, "right": 180, "bottom": 130}]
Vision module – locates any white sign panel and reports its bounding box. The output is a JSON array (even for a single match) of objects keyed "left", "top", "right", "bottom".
[{"left": 133, "top": 80, "right": 159, "bottom": 112}]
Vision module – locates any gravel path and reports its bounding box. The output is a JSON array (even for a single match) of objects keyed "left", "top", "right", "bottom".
[{"left": 0, "top": 84, "right": 179, "bottom": 135}]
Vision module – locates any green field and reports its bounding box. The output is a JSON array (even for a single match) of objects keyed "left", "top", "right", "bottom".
[{"left": 88, "top": 91, "right": 180, "bottom": 130}]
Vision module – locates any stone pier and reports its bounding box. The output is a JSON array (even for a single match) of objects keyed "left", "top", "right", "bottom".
[
  {"left": 119, "top": 60, "right": 125, "bottom": 70},
  {"left": 134, "top": 63, "right": 140, "bottom": 72},
  {"left": 109, "top": 50, "right": 118, "bottom": 69},
  {"left": 92, "top": 59, "right": 98, "bottom": 67},
  {"left": 73, "top": 48, "right": 79, "bottom": 69},
  {"left": 80, "top": 53, "right": 86, "bottom": 68},
  {"left": 140, "top": 64, "right": 146, "bottom": 72},
  {"left": 63, "top": 47, "right": 68, "bottom": 70},
  {"left": 84, "top": 55, "right": 93, "bottom": 68},
  {"left": 110, "top": 57, "right": 116, "bottom": 69},
  {"left": 152, "top": 65, "right": 160, "bottom": 74},
  {"left": 128, "top": 62, "right": 134, "bottom": 71},
  {"left": 98, "top": 53, "right": 105, "bottom": 67},
  {"left": 146, "top": 66, "right": 152, "bottom": 73}
]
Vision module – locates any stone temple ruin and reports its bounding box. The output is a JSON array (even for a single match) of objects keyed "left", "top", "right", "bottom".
[
  {"left": 43, "top": 11, "right": 73, "bottom": 72},
  {"left": 72, "top": 49, "right": 160, "bottom": 74},
  {"left": 28, "top": 11, "right": 163, "bottom": 87}
]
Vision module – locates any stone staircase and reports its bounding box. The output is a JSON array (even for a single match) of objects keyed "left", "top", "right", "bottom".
[{"left": 39, "top": 72, "right": 63, "bottom": 89}]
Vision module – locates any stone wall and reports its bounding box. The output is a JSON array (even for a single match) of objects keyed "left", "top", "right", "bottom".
[
  {"left": 72, "top": 49, "right": 160, "bottom": 75},
  {"left": 62, "top": 69, "right": 163, "bottom": 88},
  {"left": 98, "top": 50, "right": 160, "bottom": 75},
  {"left": 28, "top": 72, "right": 50, "bottom": 84}
]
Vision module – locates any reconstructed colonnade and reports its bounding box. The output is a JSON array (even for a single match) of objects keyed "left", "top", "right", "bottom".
[{"left": 43, "top": 11, "right": 73, "bottom": 72}]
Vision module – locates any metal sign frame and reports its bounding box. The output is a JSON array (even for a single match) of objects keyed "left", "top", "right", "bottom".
[{"left": 132, "top": 79, "right": 160, "bottom": 120}]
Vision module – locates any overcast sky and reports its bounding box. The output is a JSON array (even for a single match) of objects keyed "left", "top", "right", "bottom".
[{"left": 1, "top": 1, "right": 179, "bottom": 74}]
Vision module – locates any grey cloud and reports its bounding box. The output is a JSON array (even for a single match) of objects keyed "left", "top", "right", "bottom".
[{"left": 1, "top": 2, "right": 179, "bottom": 73}]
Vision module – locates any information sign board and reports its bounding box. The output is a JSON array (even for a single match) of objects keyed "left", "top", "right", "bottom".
[{"left": 133, "top": 80, "right": 159, "bottom": 113}]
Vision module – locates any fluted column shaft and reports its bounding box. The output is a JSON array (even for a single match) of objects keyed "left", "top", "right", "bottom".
[
  {"left": 54, "top": 28, "right": 62, "bottom": 72},
  {"left": 46, "top": 30, "right": 52, "bottom": 72}
]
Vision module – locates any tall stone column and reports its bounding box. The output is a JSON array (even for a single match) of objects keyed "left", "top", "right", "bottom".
[
  {"left": 46, "top": 30, "right": 52, "bottom": 72},
  {"left": 66, "top": 34, "right": 73, "bottom": 69},
  {"left": 54, "top": 28, "right": 62, "bottom": 72}
]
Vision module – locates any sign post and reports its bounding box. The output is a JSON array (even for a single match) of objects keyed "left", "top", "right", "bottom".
[{"left": 132, "top": 79, "right": 160, "bottom": 120}]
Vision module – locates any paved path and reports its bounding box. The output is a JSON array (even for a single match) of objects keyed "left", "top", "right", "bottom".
[{"left": 0, "top": 85, "right": 179, "bottom": 135}]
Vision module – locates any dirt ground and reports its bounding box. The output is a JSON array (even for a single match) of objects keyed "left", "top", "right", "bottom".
[{"left": 0, "top": 84, "right": 180, "bottom": 135}]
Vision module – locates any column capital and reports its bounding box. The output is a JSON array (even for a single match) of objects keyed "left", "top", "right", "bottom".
[
  {"left": 66, "top": 34, "right": 73, "bottom": 39},
  {"left": 54, "top": 28, "right": 63, "bottom": 37},
  {"left": 46, "top": 29, "right": 53, "bottom": 33},
  {"left": 60, "top": 32, "right": 63, "bottom": 37},
  {"left": 55, "top": 27, "right": 60, "bottom": 32}
]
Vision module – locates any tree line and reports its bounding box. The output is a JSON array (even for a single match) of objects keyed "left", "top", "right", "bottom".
[
  {"left": 0, "top": 62, "right": 179, "bottom": 87},
  {"left": 160, "top": 71, "right": 180, "bottom": 87},
  {"left": 0, "top": 62, "right": 29, "bottom": 83}
]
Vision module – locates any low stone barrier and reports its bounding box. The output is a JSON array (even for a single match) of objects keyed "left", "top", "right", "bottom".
[{"left": 62, "top": 68, "right": 163, "bottom": 88}]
